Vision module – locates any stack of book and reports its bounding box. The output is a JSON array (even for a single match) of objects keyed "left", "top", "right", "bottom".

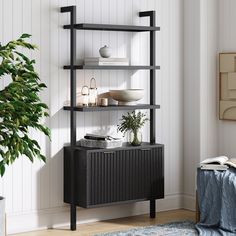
[
  {"left": 78, "top": 133, "right": 123, "bottom": 149},
  {"left": 200, "top": 156, "right": 236, "bottom": 171},
  {"left": 84, "top": 57, "right": 129, "bottom": 66}
]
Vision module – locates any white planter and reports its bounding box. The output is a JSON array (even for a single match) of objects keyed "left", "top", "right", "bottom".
[{"left": 0, "top": 197, "right": 5, "bottom": 236}]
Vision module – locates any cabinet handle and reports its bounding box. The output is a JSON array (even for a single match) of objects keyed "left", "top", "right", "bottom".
[
  {"left": 103, "top": 151, "right": 115, "bottom": 154},
  {"left": 140, "top": 148, "right": 151, "bottom": 151}
]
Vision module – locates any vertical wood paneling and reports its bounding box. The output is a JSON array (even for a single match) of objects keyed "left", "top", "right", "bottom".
[
  {"left": 84, "top": 0, "right": 93, "bottom": 136},
  {"left": 109, "top": 0, "right": 118, "bottom": 135},
  {"left": 100, "top": 0, "right": 110, "bottom": 135},
  {"left": 92, "top": 0, "right": 102, "bottom": 133},
  {"left": 40, "top": 0, "right": 51, "bottom": 209},
  {"left": 21, "top": 0, "right": 33, "bottom": 213},
  {"left": 0, "top": 0, "right": 184, "bottom": 233},
  {"left": 162, "top": 0, "right": 171, "bottom": 195},
  {"left": 155, "top": 0, "right": 162, "bottom": 143},
  {"left": 0, "top": 0, "right": 3, "bottom": 197},
  {"left": 3, "top": 0, "right": 14, "bottom": 213},
  {"left": 184, "top": 0, "right": 218, "bottom": 201},
  {"left": 50, "top": 0, "right": 61, "bottom": 208},
  {"left": 219, "top": 0, "right": 236, "bottom": 159},
  {"left": 12, "top": 0, "right": 23, "bottom": 213},
  {"left": 31, "top": 0, "right": 42, "bottom": 211},
  {"left": 76, "top": 0, "right": 85, "bottom": 141}
]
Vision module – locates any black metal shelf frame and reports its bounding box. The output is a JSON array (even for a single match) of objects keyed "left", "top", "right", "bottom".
[{"left": 61, "top": 5, "right": 160, "bottom": 231}]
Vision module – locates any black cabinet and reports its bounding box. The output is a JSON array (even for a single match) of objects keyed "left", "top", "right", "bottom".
[{"left": 64, "top": 143, "right": 164, "bottom": 208}]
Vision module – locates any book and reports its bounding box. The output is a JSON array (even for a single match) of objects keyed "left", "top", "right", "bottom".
[
  {"left": 84, "top": 134, "right": 107, "bottom": 141},
  {"left": 85, "top": 61, "right": 130, "bottom": 66},
  {"left": 84, "top": 133, "right": 121, "bottom": 141},
  {"left": 84, "top": 57, "right": 130, "bottom": 66},
  {"left": 85, "top": 57, "right": 129, "bottom": 62},
  {"left": 78, "top": 138, "right": 123, "bottom": 149},
  {"left": 200, "top": 156, "right": 236, "bottom": 170},
  {"left": 200, "top": 164, "right": 228, "bottom": 171}
]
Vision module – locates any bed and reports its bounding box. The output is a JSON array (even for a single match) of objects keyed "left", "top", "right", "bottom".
[{"left": 196, "top": 168, "right": 236, "bottom": 235}]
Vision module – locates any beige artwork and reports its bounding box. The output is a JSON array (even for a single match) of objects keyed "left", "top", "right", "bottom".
[{"left": 219, "top": 53, "right": 236, "bottom": 120}]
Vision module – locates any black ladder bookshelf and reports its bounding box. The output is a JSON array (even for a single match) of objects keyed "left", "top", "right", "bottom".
[{"left": 61, "top": 5, "right": 164, "bottom": 231}]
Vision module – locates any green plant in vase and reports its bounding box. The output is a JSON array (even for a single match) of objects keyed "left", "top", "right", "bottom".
[
  {"left": 0, "top": 34, "right": 50, "bottom": 235},
  {"left": 117, "top": 111, "right": 148, "bottom": 146}
]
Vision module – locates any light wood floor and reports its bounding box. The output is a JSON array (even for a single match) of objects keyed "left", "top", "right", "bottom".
[{"left": 13, "top": 209, "right": 195, "bottom": 236}]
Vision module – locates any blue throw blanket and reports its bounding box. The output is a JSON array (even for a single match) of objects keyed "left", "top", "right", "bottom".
[{"left": 196, "top": 168, "right": 236, "bottom": 235}]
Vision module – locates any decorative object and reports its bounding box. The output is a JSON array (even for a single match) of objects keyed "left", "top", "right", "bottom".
[
  {"left": 219, "top": 53, "right": 236, "bottom": 120},
  {"left": 84, "top": 57, "right": 129, "bottom": 66},
  {"left": 78, "top": 138, "right": 122, "bottom": 149},
  {"left": 81, "top": 85, "right": 89, "bottom": 107},
  {"left": 128, "top": 130, "right": 142, "bottom": 146},
  {"left": 117, "top": 111, "right": 148, "bottom": 146},
  {"left": 100, "top": 98, "right": 108, "bottom": 106},
  {"left": 109, "top": 89, "right": 144, "bottom": 105},
  {"left": 89, "top": 78, "right": 98, "bottom": 106},
  {"left": 98, "top": 92, "right": 117, "bottom": 106},
  {"left": 99, "top": 45, "right": 112, "bottom": 58},
  {"left": 0, "top": 34, "right": 50, "bottom": 236},
  {"left": 94, "top": 221, "right": 197, "bottom": 236}
]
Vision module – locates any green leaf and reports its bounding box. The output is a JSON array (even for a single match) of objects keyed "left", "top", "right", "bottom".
[
  {"left": 0, "top": 34, "right": 50, "bottom": 176},
  {"left": 0, "top": 164, "right": 5, "bottom": 177},
  {"left": 117, "top": 111, "right": 148, "bottom": 135},
  {"left": 20, "top": 33, "right": 31, "bottom": 39},
  {"left": 40, "top": 154, "right": 46, "bottom": 162}
]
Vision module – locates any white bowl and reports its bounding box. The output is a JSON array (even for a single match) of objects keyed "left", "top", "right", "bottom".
[{"left": 109, "top": 89, "right": 144, "bottom": 105}]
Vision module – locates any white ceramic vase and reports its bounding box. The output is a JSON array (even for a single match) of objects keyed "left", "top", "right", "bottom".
[
  {"left": 0, "top": 197, "right": 5, "bottom": 236},
  {"left": 99, "top": 45, "right": 112, "bottom": 58}
]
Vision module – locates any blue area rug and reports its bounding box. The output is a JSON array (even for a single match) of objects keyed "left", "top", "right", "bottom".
[{"left": 94, "top": 221, "right": 198, "bottom": 236}]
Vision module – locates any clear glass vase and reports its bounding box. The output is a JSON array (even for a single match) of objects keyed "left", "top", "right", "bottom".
[{"left": 128, "top": 130, "right": 142, "bottom": 146}]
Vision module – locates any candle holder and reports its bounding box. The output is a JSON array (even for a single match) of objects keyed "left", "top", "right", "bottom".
[
  {"left": 81, "top": 85, "right": 89, "bottom": 107},
  {"left": 89, "top": 78, "right": 98, "bottom": 106}
]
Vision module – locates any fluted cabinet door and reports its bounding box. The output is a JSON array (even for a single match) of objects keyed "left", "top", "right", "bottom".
[{"left": 64, "top": 144, "right": 164, "bottom": 208}]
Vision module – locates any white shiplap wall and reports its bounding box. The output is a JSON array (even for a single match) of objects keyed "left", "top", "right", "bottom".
[
  {"left": 219, "top": 0, "right": 236, "bottom": 159},
  {"left": 183, "top": 0, "right": 219, "bottom": 209},
  {"left": 0, "top": 0, "right": 184, "bottom": 233}
]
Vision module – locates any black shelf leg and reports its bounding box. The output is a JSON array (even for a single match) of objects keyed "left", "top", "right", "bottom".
[
  {"left": 139, "top": 11, "right": 156, "bottom": 144},
  {"left": 150, "top": 199, "right": 156, "bottom": 218},
  {"left": 61, "top": 5, "right": 77, "bottom": 231},
  {"left": 140, "top": 10, "right": 157, "bottom": 219}
]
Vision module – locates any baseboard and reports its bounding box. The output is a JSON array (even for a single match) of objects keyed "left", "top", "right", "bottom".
[
  {"left": 7, "top": 194, "right": 183, "bottom": 234},
  {"left": 182, "top": 194, "right": 196, "bottom": 211}
]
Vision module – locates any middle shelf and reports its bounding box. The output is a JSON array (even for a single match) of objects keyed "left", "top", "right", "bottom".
[
  {"left": 63, "top": 104, "right": 160, "bottom": 112},
  {"left": 63, "top": 65, "right": 160, "bottom": 70}
]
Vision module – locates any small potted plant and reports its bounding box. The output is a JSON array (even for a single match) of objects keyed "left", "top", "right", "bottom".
[
  {"left": 117, "top": 111, "right": 148, "bottom": 146},
  {"left": 0, "top": 34, "right": 50, "bottom": 235}
]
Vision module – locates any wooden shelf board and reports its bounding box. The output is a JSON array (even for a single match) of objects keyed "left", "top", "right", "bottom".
[
  {"left": 63, "top": 23, "right": 160, "bottom": 32},
  {"left": 63, "top": 104, "right": 160, "bottom": 112},
  {"left": 63, "top": 65, "right": 160, "bottom": 70}
]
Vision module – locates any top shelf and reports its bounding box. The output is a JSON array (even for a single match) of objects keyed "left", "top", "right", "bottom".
[{"left": 63, "top": 23, "right": 160, "bottom": 32}]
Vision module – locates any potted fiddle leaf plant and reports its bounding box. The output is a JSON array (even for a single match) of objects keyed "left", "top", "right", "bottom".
[
  {"left": 117, "top": 111, "right": 148, "bottom": 146},
  {"left": 0, "top": 34, "right": 50, "bottom": 235}
]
